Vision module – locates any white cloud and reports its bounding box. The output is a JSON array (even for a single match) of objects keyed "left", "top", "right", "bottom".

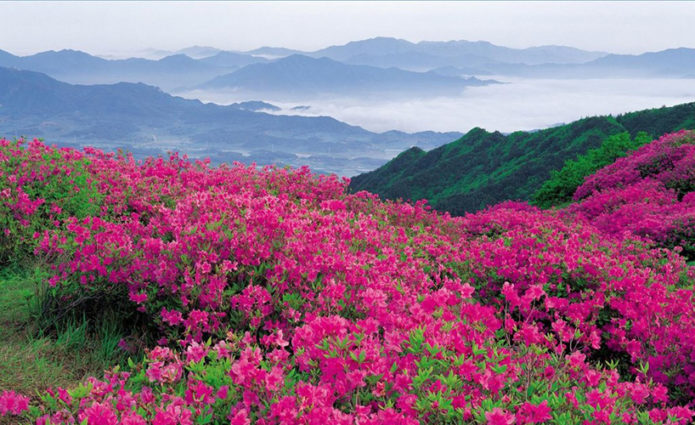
[{"left": 180, "top": 78, "right": 695, "bottom": 133}]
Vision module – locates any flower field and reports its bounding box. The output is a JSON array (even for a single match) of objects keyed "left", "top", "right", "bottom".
[{"left": 1, "top": 132, "right": 695, "bottom": 424}]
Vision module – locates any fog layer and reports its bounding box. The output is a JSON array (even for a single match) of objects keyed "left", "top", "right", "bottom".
[{"left": 179, "top": 78, "right": 695, "bottom": 134}]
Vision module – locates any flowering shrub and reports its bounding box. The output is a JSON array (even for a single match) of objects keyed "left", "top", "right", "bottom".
[
  {"left": 1, "top": 136, "right": 695, "bottom": 424},
  {"left": 0, "top": 138, "right": 103, "bottom": 265},
  {"left": 572, "top": 130, "right": 695, "bottom": 256}
]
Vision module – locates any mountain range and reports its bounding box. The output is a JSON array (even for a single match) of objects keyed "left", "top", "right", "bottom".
[
  {"left": 0, "top": 48, "right": 267, "bottom": 91},
  {"left": 2, "top": 38, "right": 693, "bottom": 98},
  {"left": 305, "top": 37, "right": 608, "bottom": 71},
  {"left": 198, "top": 54, "right": 492, "bottom": 98},
  {"left": 148, "top": 37, "right": 608, "bottom": 66},
  {"left": 2, "top": 37, "right": 694, "bottom": 186},
  {"left": 433, "top": 48, "right": 695, "bottom": 78},
  {"left": 0, "top": 66, "right": 461, "bottom": 176}
]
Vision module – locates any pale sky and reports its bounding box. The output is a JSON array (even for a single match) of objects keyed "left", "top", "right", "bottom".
[{"left": 1, "top": 1, "right": 694, "bottom": 57}]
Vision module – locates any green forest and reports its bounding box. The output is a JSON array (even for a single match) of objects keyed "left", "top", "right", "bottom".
[{"left": 349, "top": 102, "right": 695, "bottom": 214}]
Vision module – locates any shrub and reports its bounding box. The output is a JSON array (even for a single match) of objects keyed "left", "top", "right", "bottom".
[{"left": 2, "top": 137, "right": 695, "bottom": 424}]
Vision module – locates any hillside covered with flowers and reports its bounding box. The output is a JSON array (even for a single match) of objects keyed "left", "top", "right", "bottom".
[{"left": 1, "top": 131, "right": 695, "bottom": 424}]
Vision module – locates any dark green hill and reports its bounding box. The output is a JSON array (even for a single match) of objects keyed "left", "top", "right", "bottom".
[{"left": 349, "top": 102, "right": 695, "bottom": 215}]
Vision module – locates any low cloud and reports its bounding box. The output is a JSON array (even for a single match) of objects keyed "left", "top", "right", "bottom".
[{"left": 179, "top": 78, "right": 695, "bottom": 135}]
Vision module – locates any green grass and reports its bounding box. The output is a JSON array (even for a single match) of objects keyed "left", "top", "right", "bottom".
[{"left": 0, "top": 266, "right": 137, "bottom": 398}]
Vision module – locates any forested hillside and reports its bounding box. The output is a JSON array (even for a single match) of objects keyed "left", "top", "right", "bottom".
[{"left": 350, "top": 102, "right": 695, "bottom": 214}]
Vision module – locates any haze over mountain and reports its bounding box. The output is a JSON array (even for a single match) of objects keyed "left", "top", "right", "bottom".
[
  {"left": 175, "top": 45, "right": 224, "bottom": 59},
  {"left": 241, "top": 38, "right": 692, "bottom": 78},
  {"left": 1, "top": 37, "right": 692, "bottom": 100},
  {"left": 2, "top": 36, "right": 693, "bottom": 179},
  {"left": 198, "top": 51, "right": 269, "bottom": 68},
  {"left": 303, "top": 37, "right": 608, "bottom": 71},
  {"left": 0, "top": 48, "right": 262, "bottom": 91},
  {"left": 0, "top": 67, "right": 460, "bottom": 176},
  {"left": 435, "top": 48, "right": 695, "bottom": 78},
  {"left": 245, "top": 46, "right": 304, "bottom": 59},
  {"left": 228, "top": 101, "right": 281, "bottom": 112},
  {"left": 198, "top": 54, "right": 493, "bottom": 98}
]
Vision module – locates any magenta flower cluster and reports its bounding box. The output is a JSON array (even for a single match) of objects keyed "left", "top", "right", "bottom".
[
  {"left": 572, "top": 130, "right": 695, "bottom": 253},
  {"left": 1, "top": 134, "right": 695, "bottom": 424}
]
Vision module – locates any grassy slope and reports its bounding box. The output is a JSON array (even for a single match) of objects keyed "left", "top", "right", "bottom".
[
  {"left": 349, "top": 102, "right": 695, "bottom": 215},
  {"left": 0, "top": 267, "right": 131, "bottom": 404}
]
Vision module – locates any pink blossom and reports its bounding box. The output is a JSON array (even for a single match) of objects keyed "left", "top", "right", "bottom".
[
  {"left": 78, "top": 402, "right": 118, "bottom": 425},
  {"left": 485, "top": 408, "right": 515, "bottom": 425},
  {"left": 0, "top": 391, "right": 30, "bottom": 416}
]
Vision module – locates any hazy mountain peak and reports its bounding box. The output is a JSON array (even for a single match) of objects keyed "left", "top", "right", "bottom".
[
  {"left": 32, "top": 49, "right": 100, "bottom": 59},
  {"left": 311, "top": 37, "right": 416, "bottom": 60},
  {"left": 343, "top": 36, "right": 414, "bottom": 46},
  {"left": 158, "top": 54, "right": 196, "bottom": 63},
  {"left": 418, "top": 39, "right": 494, "bottom": 47},
  {"left": 307, "top": 36, "right": 609, "bottom": 68},
  {"left": 198, "top": 52, "right": 492, "bottom": 98},
  {"left": 175, "top": 45, "right": 223, "bottom": 59},
  {"left": 276, "top": 54, "right": 331, "bottom": 64},
  {"left": 244, "top": 46, "right": 304, "bottom": 59}
]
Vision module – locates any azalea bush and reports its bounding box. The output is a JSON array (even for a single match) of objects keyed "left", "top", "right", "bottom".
[
  {"left": 1, "top": 135, "right": 695, "bottom": 424},
  {"left": 0, "top": 138, "right": 102, "bottom": 265},
  {"left": 571, "top": 130, "right": 695, "bottom": 257}
]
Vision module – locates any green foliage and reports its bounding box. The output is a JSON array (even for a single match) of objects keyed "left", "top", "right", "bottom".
[
  {"left": 532, "top": 131, "right": 651, "bottom": 208},
  {"left": 349, "top": 102, "right": 695, "bottom": 215},
  {"left": 0, "top": 140, "right": 104, "bottom": 266}
]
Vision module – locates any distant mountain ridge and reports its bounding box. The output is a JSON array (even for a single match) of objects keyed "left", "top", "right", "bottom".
[
  {"left": 2, "top": 39, "right": 692, "bottom": 97},
  {"left": 245, "top": 46, "right": 304, "bottom": 59},
  {"left": 437, "top": 48, "right": 695, "bottom": 78},
  {"left": 306, "top": 37, "right": 608, "bottom": 70},
  {"left": 349, "top": 102, "right": 695, "bottom": 214},
  {"left": 0, "top": 66, "right": 461, "bottom": 176},
  {"left": 0, "top": 48, "right": 264, "bottom": 91},
  {"left": 198, "top": 54, "right": 493, "bottom": 98},
  {"left": 198, "top": 51, "right": 269, "bottom": 68}
]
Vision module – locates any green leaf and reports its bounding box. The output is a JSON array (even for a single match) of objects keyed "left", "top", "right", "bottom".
[{"left": 492, "top": 364, "right": 507, "bottom": 374}]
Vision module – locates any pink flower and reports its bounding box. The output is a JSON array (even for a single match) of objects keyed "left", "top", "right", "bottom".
[
  {"left": 567, "top": 351, "right": 586, "bottom": 369},
  {"left": 78, "top": 401, "right": 118, "bottom": 425},
  {"left": 485, "top": 408, "right": 515, "bottom": 425},
  {"left": 652, "top": 384, "right": 669, "bottom": 404},
  {"left": 230, "top": 408, "right": 251, "bottom": 425},
  {"left": 460, "top": 282, "right": 475, "bottom": 298},
  {"left": 185, "top": 341, "right": 208, "bottom": 364},
  {"left": 185, "top": 380, "right": 215, "bottom": 405},
  {"left": 129, "top": 291, "right": 148, "bottom": 304},
  {"left": 57, "top": 387, "right": 72, "bottom": 405},
  {"left": 629, "top": 383, "right": 650, "bottom": 405},
  {"left": 146, "top": 361, "right": 164, "bottom": 382},
  {"left": 217, "top": 385, "right": 229, "bottom": 400},
  {"left": 517, "top": 401, "right": 551, "bottom": 424},
  {"left": 161, "top": 308, "right": 183, "bottom": 326},
  {"left": 0, "top": 391, "right": 30, "bottom": 416},
  {"left": 265, "top": 365, "right": 284, "bottom": 392},
  {"left": 121, "top": 411, "right": 147, "bottom": 425}
]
